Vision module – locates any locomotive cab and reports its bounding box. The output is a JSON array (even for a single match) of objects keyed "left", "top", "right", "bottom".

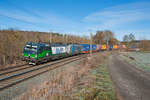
[
  {"left": 22, "top": 42, "right": 52, "bottom": 65},
  {"left": 22, "top": 42, "right": 39, "bottom": 65}
]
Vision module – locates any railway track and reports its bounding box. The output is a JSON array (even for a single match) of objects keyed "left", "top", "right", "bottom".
[
  {"left": 0, "top": 64, "right": 27, "bottom": 72},
  {"left": 0, "top": 54, "right": 86, "bottom": 91}
]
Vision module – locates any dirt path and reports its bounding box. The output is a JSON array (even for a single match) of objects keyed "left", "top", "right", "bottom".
[{"left": 108, "top": 54, "right": 150, "bottom": 100}]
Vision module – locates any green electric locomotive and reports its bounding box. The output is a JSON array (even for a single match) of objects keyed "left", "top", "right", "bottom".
[
  {"left": 22, "top": 42, "right": 70, "bottom": 65},
  {"left": 22, "top": 42, "right": 52, "bottom": 65}
]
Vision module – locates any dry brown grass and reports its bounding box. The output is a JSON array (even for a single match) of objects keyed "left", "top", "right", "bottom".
[{"left": 15, "top": 52, "right": 109, "bottom": 100}]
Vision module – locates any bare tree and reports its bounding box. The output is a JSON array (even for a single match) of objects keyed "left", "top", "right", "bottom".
[
  {"left": 123, "top": 34, "right": 135, "bottom": 48},
  {"left": 93, "top": 30, "right": 117, "bottom": 45},
  {"left": 129, "top": 33, "right": 135, "bottom": 42},
  {"left": 93, "top": 31, "right": 105, "bottom": 44},
  {"left": 104, "top": 30, "right": 115, "bottom": 47},
  {"left": 123, "top": 35, "right": 129, "bottom": 42}
]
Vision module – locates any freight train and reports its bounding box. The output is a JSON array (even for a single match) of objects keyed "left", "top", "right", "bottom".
[{"left": 22, "top": 42, "right": 120, "bottom": 65}]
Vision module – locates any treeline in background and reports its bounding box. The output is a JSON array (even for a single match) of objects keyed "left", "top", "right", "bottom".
[
  {"left": 0, "top": 29, "right": 90, "bottom": 66},
  {"left": 122, "top": 33, "right": 150, "bottom": 51},
  {"left": 0, "top": 29, "right": 119, "bottom": 66},
  {"left": 1, "top": 28, "right": 150, "bottom": 66}
]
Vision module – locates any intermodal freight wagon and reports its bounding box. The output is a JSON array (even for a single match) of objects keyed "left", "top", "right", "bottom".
[
  {"left": 80, "top": 44, "right": 90, "bottom": 53},
  {"left": 101, "top": 44, "right": 107, "bottom": 50},
  {"left": 92, "top": 44, "right": 97, "bottom": 52},
  {"left": 22, "top": 41, "right": 121, "bottom": 65}
]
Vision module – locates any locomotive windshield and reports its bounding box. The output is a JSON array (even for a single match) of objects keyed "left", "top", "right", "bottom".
[
  {"left": 24, "top": 46, "right": 38, "bottom": 53},
  {"left": 31, "top": 46, "right": 38, "bottom": 52},
  {"left": 24, "top": 46, "right": 31, "bottom": 50}
]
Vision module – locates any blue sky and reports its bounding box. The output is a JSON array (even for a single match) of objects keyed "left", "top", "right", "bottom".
[{"left": 0, "top": 0, "right": 150, "bottom": 40}]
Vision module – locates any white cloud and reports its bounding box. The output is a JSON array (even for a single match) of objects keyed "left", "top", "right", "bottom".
[
  {"left": 1, "top": 1, "right": 150, "bottom": 40},
  {"left": 83, "top": 2, "right": 150, "bottom": 29}
]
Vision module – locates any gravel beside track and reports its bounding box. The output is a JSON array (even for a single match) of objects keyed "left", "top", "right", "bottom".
[
  {"left": 0, "top": 54, "right": 87, "bottom": 100},
  {"left": 0, "top": 55, "right": 85, "bottom": 91}
]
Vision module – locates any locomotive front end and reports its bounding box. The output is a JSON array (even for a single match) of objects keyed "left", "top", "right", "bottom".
[{"left": 22, "top": 42, "right": 38, "bottom": 65}]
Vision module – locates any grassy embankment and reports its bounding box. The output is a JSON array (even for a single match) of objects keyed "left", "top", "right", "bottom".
[
  {"left": 16, "top": 52, "right": 116, "bottom": 100},
  {"left": 120, "top": 52, "right": 150, "bottom": 72}
]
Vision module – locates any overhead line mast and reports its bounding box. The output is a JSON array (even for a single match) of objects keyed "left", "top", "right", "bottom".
[
  {"left": 89, "top": 29, "right": 93, "bottom": 57},
  {"left": 50, "top": 30, "right": 52, "bottom": 44}
]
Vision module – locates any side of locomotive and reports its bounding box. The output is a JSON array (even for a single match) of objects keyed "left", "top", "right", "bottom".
[{"left": 22, "top": 42, "right": 82, "bottom": 65}]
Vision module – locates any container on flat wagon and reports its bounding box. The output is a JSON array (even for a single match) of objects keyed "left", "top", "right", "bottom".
[
  {"left": 92, "top": 44, "right": 97, "bottom": 52},
  {"left": 107, "top": 45, "right": 109, "bottom": 49},
  {"left": 109, "top": 45, "right": 113, "bottom": 50},
  {"left": 122, "top": 45, "right": 126, "bottom": 49},
  {"left": 117, "top": 45, "right": 119, "bottom": 49},
  {"left": 101, "top": 44, "right": 107, "bottom": 50},
  {"left": 80, "top": 44, "right": 90, "bottom": 53},
  {"left": 130, "top": 45, "right": 136, "bottom": 48},
  {"left": 51, "top": 44, "right": 67, "bottom": 54},
  {"left": 96, "top": 44, "right": 101, "bottom": 51},
  {"left": 72, "top": 44, "right": 81, "bottom": 54},
  {"left": 113, "top": 45, "right": 118, "bottom": 49},
  {"left": 67, "top": 44, "right": 81, "bottom": 55},
  {"left": 66, "top": 44, "right": 72, "bottom": 54}
]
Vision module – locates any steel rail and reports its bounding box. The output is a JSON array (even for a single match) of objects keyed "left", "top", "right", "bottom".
[
  {"left": 0, "top": 64, "right": 27, "bottom": 72},
  {"left": 0, "top": 55, "right": 86, "bottom": 91}
]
